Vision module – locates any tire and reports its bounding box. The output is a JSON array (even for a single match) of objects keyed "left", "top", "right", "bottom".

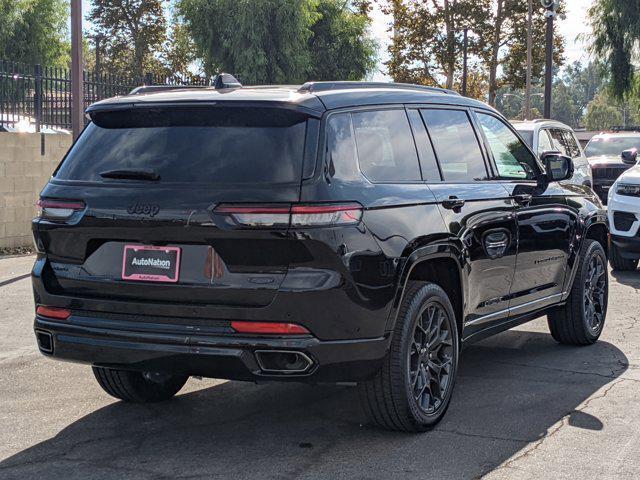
[
  {"left": 609, "top": 242, "right": 638, "bottom": 271},
  {"left": 358, "top": 281, "right": 460, "bottom": 432},
  {"left": 548, "top": 239, "right": 608, "bottom": 345},
  {"left": 92, "top": 367, "right": 188, "bottom": 403}
]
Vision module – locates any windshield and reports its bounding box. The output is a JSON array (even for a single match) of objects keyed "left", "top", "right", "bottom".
[
  {"left": 585, "top": 136, "right": 640, "bottom": 157},
  {"left": 55, "top": 107, "right": 308, "bottom": 184}
]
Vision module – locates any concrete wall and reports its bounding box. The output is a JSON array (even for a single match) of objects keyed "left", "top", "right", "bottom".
[{"left": 0, "top": 132, "right": 72, "bottom": 248}]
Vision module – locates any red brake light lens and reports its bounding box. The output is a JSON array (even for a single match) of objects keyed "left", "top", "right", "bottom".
[
  {"left": 231, "top": 321, "right": 310, "bottom": 335},
  {"left": 36, "top": 199, "right": 85, "bottom": 220},
  {"left": 291, "top": 203, "right": 362, "bottom": 226},
  {"left": 36, "top": 306, "right": 71, "bottom": 320},
  {"left": 214, "top": 203, "right": 362, "bottom": 228}
]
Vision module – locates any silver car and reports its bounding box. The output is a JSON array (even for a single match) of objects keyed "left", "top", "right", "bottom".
[{"left": 512, "top": 119, "right": 593, "bottom": 188}]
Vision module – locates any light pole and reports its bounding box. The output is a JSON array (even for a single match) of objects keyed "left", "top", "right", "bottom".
[
  {"left": 541, "top": 0, "right": 558, "bottom": 119},
  {"left": 462, "top": 27, "right": 469, "bottom": 97},
  {"left": 71, "top": 0, "right": 84, "bottom": 140},
  {"left": 525, "top": 0, "right": 533, "bottom": 119}
]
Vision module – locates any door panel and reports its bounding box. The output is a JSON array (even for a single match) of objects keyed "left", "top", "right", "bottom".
[
  {"left": 429, "top": 183, "right": 518, "bottom": 330},
  {"left": 502, "top": 182, "right": 576, "bottom": 315}
]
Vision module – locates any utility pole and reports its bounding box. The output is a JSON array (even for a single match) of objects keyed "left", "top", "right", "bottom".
[
  {"left": 542, "top": 0, "right": 557, "bottom": 119},
  {"left": 525, "top": 0, "right": 533, "bottom": 119},
  {"left": 71, "top": 0, "right": 84, "bottom": 140},
  {"left": 462, "top": 28, "right": 469, "bottom": 96}
]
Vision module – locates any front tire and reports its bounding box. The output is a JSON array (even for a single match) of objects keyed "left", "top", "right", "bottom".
[
  {"left": 93, "top": 367, "right": 188, "bottom": 403},
  {"left": 609, "top": 242, "right": 638, "bottom": 271},
  {"left": 358, "top": 282, "right": 459, "bottom": 432},
  {"left": 548, "top": 239, "right": 608, "bottom": 345}
]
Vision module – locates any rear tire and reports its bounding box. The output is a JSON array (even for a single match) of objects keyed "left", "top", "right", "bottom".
[
  {"left": 609, "top": 242, "right": 638, "bottom": 271},
  {"left": 92, "top": 367, "right": 188, "bottom": 403},
  {"left": 548, "top": 239, "right": 608, "bottom": 345},
  {"left": 358, "top": 281, "right": 459, "bottom": 432}
]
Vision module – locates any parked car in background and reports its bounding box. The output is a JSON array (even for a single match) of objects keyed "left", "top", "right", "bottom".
[
  {"left": 512, "top": 119, "right": 593, "bottom": 189},
  {"left": 608, "top": 150, "right": 640, "bottom": 270},
  {"left": 32, "top": 80, "right": 609, "bottom": 433},
  {"left": 585, "top": 132, "right": 640, "bottom": 203}
]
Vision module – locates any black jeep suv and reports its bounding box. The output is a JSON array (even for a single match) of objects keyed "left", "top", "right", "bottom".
[{"left": 32, "top": 81, "right": 609, "bottom": 432}]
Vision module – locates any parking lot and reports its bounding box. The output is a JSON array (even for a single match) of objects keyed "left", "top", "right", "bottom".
[{"left": 1, "top": 253, "right": 639, "bottom": 480}]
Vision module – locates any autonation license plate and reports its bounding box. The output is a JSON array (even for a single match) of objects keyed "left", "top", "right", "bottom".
[{"left": 121, "top": 245, "right": 181, "bottom": 283}]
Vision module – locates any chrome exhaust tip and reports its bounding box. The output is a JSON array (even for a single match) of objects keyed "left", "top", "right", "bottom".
[{"left": 254, "top": 350, "right": 314, "bottom": 374}]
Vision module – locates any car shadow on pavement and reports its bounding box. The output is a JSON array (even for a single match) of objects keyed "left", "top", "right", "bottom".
[
  {"left": 1, "top": 330, "right": 628, "bottom": 480},
  {"left": 610, "top": 269, "right": 640, "bottom": 289}
]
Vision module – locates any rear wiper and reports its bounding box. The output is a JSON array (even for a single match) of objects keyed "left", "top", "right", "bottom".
[{"left": 99, "top": 168, "right": 160, "bottom": 181}]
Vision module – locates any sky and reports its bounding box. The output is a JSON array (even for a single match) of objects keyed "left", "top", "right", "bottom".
[{"left": 81, "top": 0, "right": 595, "bottom": 81}]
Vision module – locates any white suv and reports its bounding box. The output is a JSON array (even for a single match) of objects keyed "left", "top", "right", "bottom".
[
  {"left": 512, "top": 119, "right": 592, "bottom": 188},
  {"left": 608, "top": 149, "right": 640, "bottom": 270}
]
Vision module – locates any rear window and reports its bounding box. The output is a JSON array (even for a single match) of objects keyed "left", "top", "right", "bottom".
[{"left": 55, "top": 107, "right": 308, "bottom": 184}]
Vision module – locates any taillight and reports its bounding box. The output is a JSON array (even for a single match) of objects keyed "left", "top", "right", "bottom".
[
  {"left": 214, "top": 203, "right": 362, "bottom": 228},
  {"left": 291, "top": 204, "right": 362, "bottom": 227},
  {"left": 231, "top": 321, "right": 310, "bottom": 335},
  {"left": 36, "top": 199, "right": 85, "bottom": 220},
  {"left": 214, "top": 205, "right": 290, "bottom": 228},
  {"left": 36, "top": 306, "right": 71, "bottom": 320}
]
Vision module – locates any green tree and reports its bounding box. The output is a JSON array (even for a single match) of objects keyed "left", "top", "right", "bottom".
[
  {"left": 162, "top": 15, "right": 199, "bottom": 79},
  {"left": 551, "top": 80, "right": 581, "bottom": 127},
  {"left": 584, "top": 91, "right": 623, "bottom": 130},
  {"left": 589, "top": 0, "right": 639, "bottom": 99},
  {"left": 178, "top": 0, "right": 318, "bottom": 83},
  {"left": 308, "top": 0, "right": 377, "bottom": 81},
  {"left": 0, "top": 0, "right": 69, "bottom": 66},
  {"left": 479, "top": 1, "right": 564, "bottom": 106},
  {"left": 383, "top": 0, "right": 489, "bottom": 89},
  {"left": 89, "top": 0, "right": 167, "bottom": 79}
]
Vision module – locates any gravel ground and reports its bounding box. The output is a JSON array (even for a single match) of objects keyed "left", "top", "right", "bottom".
[{"left": 1, "top": 254, "right": 639, "bottom": 479}]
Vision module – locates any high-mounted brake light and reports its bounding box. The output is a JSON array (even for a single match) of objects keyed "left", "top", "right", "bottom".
[
  {"left": 36, "top": 199, "right": 85, "bottom": 220},
  {"left": 231, "top": 321, "right": 310, "bottom": 335},
  {"left": 214, "top": 203, "right": 362, "bottom": 228},
  {"left": 36, "top": 306, "right": 71, "bottom": 320}
]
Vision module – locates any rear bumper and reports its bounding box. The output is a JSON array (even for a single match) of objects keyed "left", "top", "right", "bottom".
[
  {"left": 34, "top": 313, "right": 390, "bottom": 383},
  {"left": 610, "top": 234, "right": 640, "bottom": 259}
]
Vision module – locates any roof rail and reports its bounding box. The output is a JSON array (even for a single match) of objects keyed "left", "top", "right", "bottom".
[
  {"left": 298, "top": 81, "right": 460, "bottom": 96},
  {"left": 129, "top": 85, "right": 209, "bottom": 95},
  {"left": 129, "top": 73, "right": 242, "bottom": 95}
]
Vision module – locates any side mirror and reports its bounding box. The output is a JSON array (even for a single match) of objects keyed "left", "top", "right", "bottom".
[
  {"left": 621, "top": 148, "right": 638, "bottom": 165},
  {"left": 540, "top": 151, "right": 574, "bottom": 182}
]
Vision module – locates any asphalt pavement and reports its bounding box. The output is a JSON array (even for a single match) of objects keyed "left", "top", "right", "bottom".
[{"left": 1, "top": 254, "right": 639, "bottom": 479}]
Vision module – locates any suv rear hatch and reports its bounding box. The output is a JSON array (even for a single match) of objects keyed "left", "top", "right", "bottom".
[{"left": 34, "top": 105, "right": 319, "bottom": 308}]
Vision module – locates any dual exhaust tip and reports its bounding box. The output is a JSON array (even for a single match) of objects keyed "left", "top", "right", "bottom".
[{"left": 254, "top": 350, "right": 314, "bottom": 375}]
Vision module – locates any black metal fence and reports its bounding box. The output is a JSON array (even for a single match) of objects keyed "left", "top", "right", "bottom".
[{"left": 0, "top": 60, "right": 207, "bottom": 132}]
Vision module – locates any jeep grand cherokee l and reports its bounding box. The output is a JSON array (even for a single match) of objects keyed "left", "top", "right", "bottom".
[{"left": 32, "top": 81, "right": 609, "bottom": 432}]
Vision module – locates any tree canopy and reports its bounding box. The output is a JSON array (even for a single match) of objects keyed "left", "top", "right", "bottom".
[
  {"left": 589, "top": 0, "right": 640, "bottom": 99},
  {"left": 177, "top": 0, "right": 377, "bottom": 84},
  {"left": 0, "top": 0, "right": 69, "bottom": 67},
  {"left": 89, "top": 0, "right": 167, "bottom": 79}
]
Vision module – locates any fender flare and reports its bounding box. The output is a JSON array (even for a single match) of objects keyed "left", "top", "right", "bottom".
[
  {"left": 563, "top": 211, "right": 608, "bottom": 299},
  {"left": 384, "top": 242, "right": 465, "bottom": 333}
]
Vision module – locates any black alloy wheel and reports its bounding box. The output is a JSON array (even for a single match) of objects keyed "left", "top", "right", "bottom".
[{"left": 409, "top": 301, "right": 454, "bottom": 415}]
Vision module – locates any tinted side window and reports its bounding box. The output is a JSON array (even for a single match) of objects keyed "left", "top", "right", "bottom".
[
  {"left": 421, "top": 109, "right": 487, "bottom": 182},
  {"left": 476, "top": 113, "right": 538, "bottom": 180},
  {"left": 352, "top": 109, "right": 421, "bottom": 182},
  {"left": 562, "top": 130, "right": 581, "bottom": 157},
  {"left": 407, "top": 109, "right": 441, "bottom": 181},
  {"left": 549, "top": 128, "right": 569, "bottom": 156},
  {"left": 538, "top": 129, "right": 554, "bottom": 155},
  {"left": 325, "top": 113, "right": 360, "bottom": 181}
]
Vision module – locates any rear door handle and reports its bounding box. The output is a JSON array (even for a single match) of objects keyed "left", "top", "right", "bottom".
[
  {"left": 513, "top": 194, "right": 532, "bottom": 206},
  {"left": 442, "top": 196, "right": 466, "bottom": 210}
]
